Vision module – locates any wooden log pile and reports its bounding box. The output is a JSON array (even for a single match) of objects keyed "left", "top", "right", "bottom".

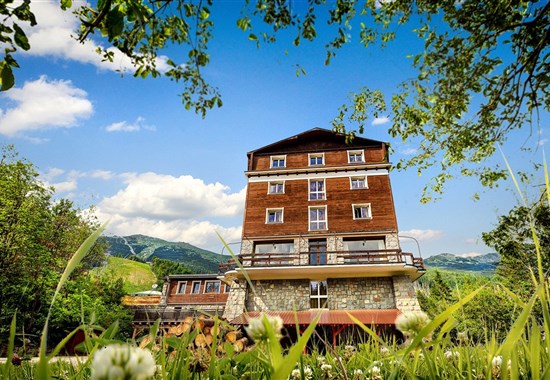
[{"left": 140, "top": 315, "right": 250, "bottom": 354}]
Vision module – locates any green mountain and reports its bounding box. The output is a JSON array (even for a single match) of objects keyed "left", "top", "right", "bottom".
[
  {"left": 100, "top": 256, "right": 158, "bottom": 294},
  {"left": 104, "top": 234, "right": 226, "bottom": 273},
  {"left": 424, "top": 252, "right": 500, "bottom": 273}
]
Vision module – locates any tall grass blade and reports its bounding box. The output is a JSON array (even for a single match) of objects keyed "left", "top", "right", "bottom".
[
  {"left": 271, "top": 313, "right": 320, "bottom": 380},
  {"left": 36, "top": 223, "right": 106, "bottom": 379},
  {"left": 2, "top": 313, "right": 17, "bottom": 378}
]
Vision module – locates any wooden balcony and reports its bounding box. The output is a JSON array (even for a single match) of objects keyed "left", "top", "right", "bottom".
[{"left": 219, "top": 249, "right": 425, "bottom": 281}]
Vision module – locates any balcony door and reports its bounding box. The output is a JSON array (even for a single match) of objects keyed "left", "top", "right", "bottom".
[{"left": 309, "top": 239, "right": 327, "bottom": 265}]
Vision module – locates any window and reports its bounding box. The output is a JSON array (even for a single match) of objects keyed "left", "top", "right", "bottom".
[
  {"left": 254, "top": 242, "right": 294, "bottom": 254},
  {"left": 266, "top": 208, "right": 284, "bottom": 223},
  {"left": 309, "top": 179, "right": 325, "bottom": 200},
  {"left": 348, "top": 150, "right": 364, "bottom": 163},
  {"left": 309, "top": 206, "right": 327, "bottom": 230},
  {"left": 225, "top": 284, "right": 231, "bottom": 293},
  {"left": 309, "top": 153, "right": 324, "bottom": 166},
  {"left": 191, "top": 281, "right": 201, "bottom": 294},
  {"left": 344, "top": 239, "right": 385, "bottom": 251},
  {"left": 268, "top": 181, "right": 284, "bottom": 194},
  {"left": 350, "top": 176, "right": 367, "bottom": 189},
  {"left": 177, "top": 281, "right": 187, "bottom": 294},
  {"left": 270, "top": 155, "right": 286, "bottom": 168},
  {"left": 205, "top": 281, "right": 221, "bottom": 293},
  {"left": 353, "top": 204, "right": 372, "bottom": 219},
  {"left": 310, "top": 281, "right": 328, "bottom": 308}
]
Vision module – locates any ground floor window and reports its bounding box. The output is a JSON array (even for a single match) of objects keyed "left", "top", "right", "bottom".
[
  {"left": 310, "top": 280, "right": 328, "bottom": 308},
  {"left": 205, "top": 280, "right": 221, "bottom": 293}
]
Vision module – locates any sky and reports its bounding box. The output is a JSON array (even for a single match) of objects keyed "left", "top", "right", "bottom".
[{"left": 1, "top": 1, "right": 547, "bottom": 258}]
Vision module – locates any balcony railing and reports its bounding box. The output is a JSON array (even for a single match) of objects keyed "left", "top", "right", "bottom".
[{"left": 219, "top": 249, "right": 424, "bottom": 273}]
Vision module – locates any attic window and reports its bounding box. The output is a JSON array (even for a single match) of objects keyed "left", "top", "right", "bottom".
[
  {"left": 270, "top": 155, "right": 286, "bottom": 168},
  {"left": 348, "top": 150, "right": 364, "bottom": 163},
  {"left": 309, "top": 153, "right": 324, "bottom": 166}
]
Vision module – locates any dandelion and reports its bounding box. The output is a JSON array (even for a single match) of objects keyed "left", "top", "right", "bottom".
[
  {"left": 245, "top": 313, "right": 283, "bottom": 342},
  {"left": 91, "top": 344, "right": 156, "bottom": 380},
  {"left": 395, "top": 311, "right": 431, "bottom": 341}
]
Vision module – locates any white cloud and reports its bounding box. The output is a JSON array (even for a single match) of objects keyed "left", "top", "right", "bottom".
[
  {"left": 21, "top": 1, "right": 171, "bottom": 73},
  {"left": 371, "top": 116, "right": 390, "bottom": 126},
  {"left": 103, "top": 217, "right": 242, "bottom": 253},
  {"left": 0, "top": 76, "right": 93, "bottom": 137},
  {"left": 399, "top": 147, "right": 418, "bottom": 155},
  {"left": 88, "top": 170, "right": 114, "bottom": 180},
  {"left": 99, "top": 173, "right": 246, "bottom": 221},
  {"left": 400, "top": 229, "right": 444, "bottom": 241},
  {"left": 105, "top": 116, "right": 156, "bottom": 132},
  {"left": 458, "top": 251, "right": 483, "bottom": 258},
  {"left": 94, "top": 172, "right": 246, "bottom": 252}
]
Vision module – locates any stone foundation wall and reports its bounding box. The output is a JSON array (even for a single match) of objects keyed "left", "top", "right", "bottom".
[
  {"left": 393, "top": 275, "right": 422, "bottom": 312},
  {"left": 328, "top": 278, "right": 395, "bottom": 309},
  {"left": 246, "top": 279, "right": 310, "bottom": 311}
]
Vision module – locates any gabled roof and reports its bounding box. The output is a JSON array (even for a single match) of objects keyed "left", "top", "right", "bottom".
[{"left": 247, "top": 128, "right": 386, "bottom": 156}]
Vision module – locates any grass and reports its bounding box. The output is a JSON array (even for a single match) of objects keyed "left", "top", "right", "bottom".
[{"left": 101, "top": 256, "right": 158, "bottom": 294}]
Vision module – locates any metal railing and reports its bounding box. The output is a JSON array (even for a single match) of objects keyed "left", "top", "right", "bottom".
[{"left": 219, "top": 249, "right": 425, "bottom": 272}]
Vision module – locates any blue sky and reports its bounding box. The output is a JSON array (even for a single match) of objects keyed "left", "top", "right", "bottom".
[{"left": 1, "top": 1, "right": 547, "bottom": 258}]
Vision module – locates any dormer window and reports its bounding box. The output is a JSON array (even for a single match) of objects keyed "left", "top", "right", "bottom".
[
  {"left": 270, "top": 155, "right": 286, "bottom": 168},
  {"left": 309, "top": 153, "right": 324, "bottom": 166},
  {"left": 348, "top": 150, "right": 364, "bottom": 163}
]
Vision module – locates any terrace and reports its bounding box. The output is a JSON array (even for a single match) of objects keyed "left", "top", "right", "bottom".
[{"left": 219, "top": 248, "right": 425, "bottom": 281}]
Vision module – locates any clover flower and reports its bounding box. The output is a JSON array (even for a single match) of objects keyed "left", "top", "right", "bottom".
[
  {"left": 379, "top": 346, "right": 390, "bottom": 357},
  {"left": 444, "top": 350, "right": 460, "bottom": 360},
  {"left": 352, "top": 369, "right": 363, "bottom": 379},
  {"left": 289, "top": 366, "right": 313, "bottom": 380},
  {"left": 91, "top": 344, "right": 156, "bottom": 380},
  {"left": 321, "top": 363, "right": 333, "bottom": 378},
  {"left": 370, "top": 365, "right": 382, "bottom": 380},
  {"left": 245, "top": 313, "right": 283, "bottom": 342},
  {"left": 395, "top": 311, "right": 431, "bottom": 339}
]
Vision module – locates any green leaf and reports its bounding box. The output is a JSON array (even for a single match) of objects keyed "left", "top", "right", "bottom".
[
  {"left": 248, "top": 33, "right": 258, "bottom": 41},
  {"left": 0, "top": 62, "right": 15, "bottom": 91},
  {"left": 60, "top": 0, "right": 72, "bottom": 11},
  {"left": 13, "top": 23, "right": 30, "bottom": 51}
]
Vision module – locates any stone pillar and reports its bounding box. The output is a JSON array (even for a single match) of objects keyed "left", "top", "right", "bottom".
[
  {"left": 393, "top": 275, "right": 422, "bottom": 312},
  {"left": 159, "top": 281, "right": 169, "bottom": 306},
  {"left": 223, "top": 280, "right": 248, "bottom": 321},
  {"left": 386, "top": 233, "right": 399, "bottom": 262},
  {"left": 240, "top": 239, "right": 253, "bottom": 266},
  {"left": 298, "top": 237, "right": 309, "bottom": 265}
]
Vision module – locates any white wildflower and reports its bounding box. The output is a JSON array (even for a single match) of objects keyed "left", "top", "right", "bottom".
[
  {"left": 290, "top": 366, "right": 313, "bottom": 380},
  {"left": 444, "top": 350, "right": 460, "bottom": 360},
  {"left": 492, "top": 355, "right": 503, "bottom": 368},
  {"left": 395, "top": 311, "right": 431, "bottom": 339},
  {"left": 379, "top": 346, "right": 390, "bottom": 357},
  {"left": 370, "top": 365, "right": 382, "bottom": 380},
  {"left": 91, "top": 344, "right": 156, "bottom": 380},
  {"left": 317, "top": 355, "right": 326, "bottom": 364},
  {"left": 290, "top": 369, "right": 301, "bottom": 380},
  {"left": 245, "top": 313, "right": 283, "bottom": 342},
  {"left": 321, "top": 363, "right": 333, "bottom": 378}
]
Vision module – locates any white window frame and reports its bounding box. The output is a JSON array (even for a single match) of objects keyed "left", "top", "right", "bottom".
[
  {"left": 205, "top": 280, "right": 221, "bottom": 294},
  {"left": 350, "top": 176, "right": 368, "bottom": 189},
  {"left": 309, "top": 179, "right": 326, "bottom": 200},
  {"left": 176, "top": 281, "right": 187, "bottom": 294},
  {"left": 191, "top": 281, "right": 201, "bottom": 294},
  {"left": 352, "top": 203, "right": 372, "bottom": 220},
  {"left": 308, "top": 153, "right": 325, "bottom": 166},
  {"left": 268, "top": 181, "right": 285, "bottom": 194},
  {"left": 309, "top": 206, "right": 328, "bottom": 231},
  {"left": 310, "top": 280, "right": 328, "bottom": 309},
  {"left": 270, "top": 155, "right": 286, "bottom": 168},
  {"left": 348, "top": 150, "right": 365, "bottom": 163},
  {"left": 266, "top": 208, "right": 284, "bottom": 224}
]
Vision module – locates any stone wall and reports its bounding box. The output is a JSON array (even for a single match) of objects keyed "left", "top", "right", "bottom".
[
  {"left": 223, "top": 281, "right": 248, "bottom": 320},
  {"left": 246, "top": 279, "right": 310, "bottom": 311},
  {"left": 393, "top": 275, "right": 422, "bottom": 312},
  {"left": 328, "top": 278, "right": 395, "bottom": 309}
]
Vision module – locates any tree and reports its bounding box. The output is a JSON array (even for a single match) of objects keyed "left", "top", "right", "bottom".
[
  {"left": 2, "top": 1, "right": 549, "bottom": 198},
  {"left": 151, "top": 257, "right": 192, "bottom": 287},
  {"left": 482, "top": 199, "right": 550, "bottom": 298},
  {"left": 0, "top": 145, "right": 129, "bottom": 349}
]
